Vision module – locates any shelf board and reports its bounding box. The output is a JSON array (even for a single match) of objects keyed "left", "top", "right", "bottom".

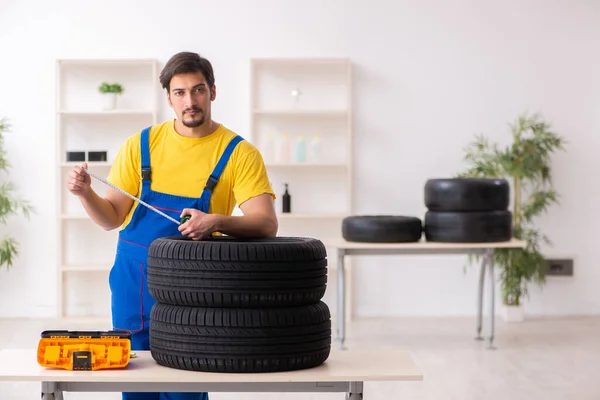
[
  {"left": 58, "top": 110, "right": 154, "bottom": 116},
  {"left": 61, "top": 264, "right": 111, "bottom": 272},
  {"left": 277, "top": 213, "right": 347, "bottom": 219},
  {"left": 251, "top": 58, "right": 350, "bottom": 66},
  {"left": 58, "top": 59, "right": 156, "bottom": 66},
  {"left": 57, "top": 316, "right": 112, "bottom": 324},
  {"left": 61, "top": 214, "right": 89, "bottom": 220},
  {"left": 64, "top": 213, "right": 347, "bottom": 220},
  {"left": 266, "top": 163, "right": 347, "bottom": 168},
  {"left": 253, "top": 109, "right": 347, "bottom": 117},
  {"left": 59, "top": 162, "right": 111, "bottom": 167}
]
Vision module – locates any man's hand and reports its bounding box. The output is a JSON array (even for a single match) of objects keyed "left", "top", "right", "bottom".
[
  {"left": 177, "top": 194, "right": 277, "bottom": 239},
  {"left": 67, "top": 162, "right": 92, "bottom": 197},
  {"left": 65, "top": 162, "right": 133, "bottom": 231},
  {"left": 178, "top": 208, "right": 219, "bottom": 240}
]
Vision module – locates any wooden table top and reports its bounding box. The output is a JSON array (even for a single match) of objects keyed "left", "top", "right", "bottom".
[{"left": 0, "top": 348, "right": 423, "bottom": 383}]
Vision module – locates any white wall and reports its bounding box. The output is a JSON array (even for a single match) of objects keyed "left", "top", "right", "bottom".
[{"left": 0, "top": 0, "right": 598, "bottom": 318}]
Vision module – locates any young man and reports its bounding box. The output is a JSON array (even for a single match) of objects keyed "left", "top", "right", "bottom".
[{"left": 66, "top": 52, "right": 278, "bottom": 400}]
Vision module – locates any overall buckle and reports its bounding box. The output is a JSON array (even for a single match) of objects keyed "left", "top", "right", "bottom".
[{"left": 204, "top": 175, "right": 218, "bottom": 191}]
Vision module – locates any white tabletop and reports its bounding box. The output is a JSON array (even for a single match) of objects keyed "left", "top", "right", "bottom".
[
  {"left": 0, "top": 348, "right": 422, "bottom": 383},
  {"left": 323, "top": 237, "right": 527, "bottom": 250}
]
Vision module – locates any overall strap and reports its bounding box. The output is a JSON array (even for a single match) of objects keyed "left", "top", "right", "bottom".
[
  {"left": 198, "top": 135, "right": 245, "bottom": 212},
  {"left": 140, "top": 126, "right": 152, "bottom": 192}
]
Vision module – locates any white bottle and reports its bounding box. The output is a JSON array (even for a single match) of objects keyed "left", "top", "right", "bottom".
[
  {"left": 295, "top": 134, "right": 306, "bottom": 163},
  {"left": 310, "top": 134, "right": 322, "bottom": 163},
  {"left": 262, "top": 134, "right": 275, "bottom": 163},
  {"left": 276, "top": 134, "right": 290, "bottom": 163}
]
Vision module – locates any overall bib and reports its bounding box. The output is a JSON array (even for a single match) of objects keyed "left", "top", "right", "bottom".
[{"left": 109, "top": 126, "right": 243, "bottom": 400}]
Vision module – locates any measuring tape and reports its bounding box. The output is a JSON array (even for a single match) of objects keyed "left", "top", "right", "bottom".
[{"left": 82, "top": 168, "right": 187, "bottom": 225}]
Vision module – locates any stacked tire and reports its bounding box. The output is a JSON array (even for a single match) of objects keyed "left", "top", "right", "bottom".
[
  {"left": 423, "top": 178, "right": 513, "bottom": 242},
  {"left": 341, "top": 215, "right": 423, "bottom": 243},
  {"left": 146, "top": 236, "right": 331, "bottom": 373}
]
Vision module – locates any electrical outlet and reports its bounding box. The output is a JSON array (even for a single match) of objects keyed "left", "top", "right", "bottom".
[{"left": 545, "top": 258, "right": 573, "bottom": 276}]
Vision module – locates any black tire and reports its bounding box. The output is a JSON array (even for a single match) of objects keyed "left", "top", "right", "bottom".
[
  {"left": 424, "top": 178, "right": 510, "bottom": 212},
  {"left": 149, "top": 301, "right": 331, "bottom": 373},
  {"left": 424, "top": 211, "right": 512, "bottom": 242},
  {"left": 147, "top": 236, "right": 327, "bottom": 308},
  {"left": 341, "top": 215, "right": 422, "bottom": 243}
]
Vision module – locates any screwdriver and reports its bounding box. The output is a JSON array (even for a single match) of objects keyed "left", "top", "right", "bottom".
[{"left": 82, "top": 167, "right": 189, "bottom": 226}]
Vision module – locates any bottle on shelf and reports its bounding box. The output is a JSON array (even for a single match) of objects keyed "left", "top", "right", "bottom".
[
  {"left": 310, "top": 133, "right": 321, "bottom": 163},
  {"left": 282, "top": 183, "right": 291, "bottom": 213},
  {"left": 294, "top": 134, "right": 305, "bottom": 163},
  {"left": 276, "top": 134, "right": 290, "bottom": 163},
  {"left": 262, "top": 133, "right": 275, "bottom": 163}
]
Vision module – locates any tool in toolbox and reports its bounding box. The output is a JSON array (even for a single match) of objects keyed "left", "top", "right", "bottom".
[
  {"left": 37, "top": 330, "right": 132, "bottom": 371},
  {"left": 82, "top": 167, "right": 191, "bottom": 225}
]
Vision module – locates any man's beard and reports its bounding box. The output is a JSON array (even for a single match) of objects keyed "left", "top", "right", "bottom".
[{"left": 182, "top": 107, "right": 204, "bottom": 128}]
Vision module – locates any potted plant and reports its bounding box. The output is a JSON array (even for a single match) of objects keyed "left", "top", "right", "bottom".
[
  {"left": 0, "top": 117, "right": 34, "bottom": 270},
  {"left": 98, "top": 82, "right": 124, "bottom": 110},
  {"left": 458, "top": 112, "right": 566, "bottom": 321}
]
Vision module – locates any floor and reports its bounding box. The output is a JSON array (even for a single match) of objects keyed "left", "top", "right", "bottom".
[{"left": 0, "top": 315, "right": 598, "bottom": 399}]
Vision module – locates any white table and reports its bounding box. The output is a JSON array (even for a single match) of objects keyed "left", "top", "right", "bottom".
[
  {"left": 327, "top": 238, "right": 527, "bottom": 350},
  {"left": 0, "top": 348, "right": 422, "bottom": 399}
]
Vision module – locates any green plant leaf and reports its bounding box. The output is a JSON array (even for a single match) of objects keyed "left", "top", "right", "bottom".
[
  {"left": 458, "top": 111, "right": 566, "bottom": 306},
  {"left": 98, "top": 82, "right": 124, "bottom": 94},
  {"left": 0, "top": 117, "right": 35, "bottom": 270},
  {"left": 0, "top": 236, "right": 18, "bottom": 269},
  {"left": 521, "top": 189, "right": 559, "bottom": 223}
]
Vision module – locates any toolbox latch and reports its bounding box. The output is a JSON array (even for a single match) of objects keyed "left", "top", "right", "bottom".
[{"left": 72, "top": 351, "right": 92, "bottom": 370}]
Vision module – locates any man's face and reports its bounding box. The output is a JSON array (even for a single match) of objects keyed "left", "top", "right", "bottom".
[{"left": 167, "top": 72, "right": 215, "bottom": 128}]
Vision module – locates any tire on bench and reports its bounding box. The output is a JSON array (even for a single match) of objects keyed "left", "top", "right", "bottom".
[
  {"left": 342, "top": 215, "right": 422, "bottom": 243},
  {"left": 149, "top": 301, "right": 332, "bottom": 373},
  {"left": 147, "top": 236, "right": 327, "bottom": 308},
  {"left": 424, "top": 210, "right": 512, "bottom": 242},
  {"left": 424, "top": 178, "right": 509, "bottom": 212}
]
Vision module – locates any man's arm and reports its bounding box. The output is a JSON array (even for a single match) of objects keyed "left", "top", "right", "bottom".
[
  {"left": 67, "top": 163, "right": 134, "bottom": 231},
  {"left": 179, "top": 193, "right": 278, "bottom": 239},
  {"left": 215, "top": 193, "right": 278, "bottom": 237},
  {"left": 79, "top": 187, "right": 134, "bottom": 231}
]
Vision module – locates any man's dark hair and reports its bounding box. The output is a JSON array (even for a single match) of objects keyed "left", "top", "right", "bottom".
[{"left": 159, "top": 52, "right": 215, "bottom": 93}]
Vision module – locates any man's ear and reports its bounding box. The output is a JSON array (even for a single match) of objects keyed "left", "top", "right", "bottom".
[
  {"left": 210, "top": 85, "right": 216, "bottom": 101},
  {"left": 165, "top": 90, "right": 173, "bottom": 107}
]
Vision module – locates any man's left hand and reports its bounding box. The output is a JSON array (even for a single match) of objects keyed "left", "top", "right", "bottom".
[{"left": 178, "top": 208, "right": 218, "bottom": 240}]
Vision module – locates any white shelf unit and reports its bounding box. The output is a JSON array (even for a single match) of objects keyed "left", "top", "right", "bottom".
[
  {"left": 249, "top": 58, "right": 354, "bottom": 320},
  {"left": 55, "top": 58, "right": 159, "bottom": 320}
]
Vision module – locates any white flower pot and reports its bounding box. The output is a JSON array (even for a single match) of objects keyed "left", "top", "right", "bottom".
[
  {"left": 501, "top": 304, "right": 524, "bottom": 322},
  {"left": 102, "top": 93, "right": 118, "bottom": 110}
]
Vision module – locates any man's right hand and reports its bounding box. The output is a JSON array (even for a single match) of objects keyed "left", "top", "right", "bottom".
[
  {"left": 67, "top": 162, "right": 92, "bottom": 197},
  {"left": 65, "top": 162, "right": 132, "bottom": 230}
]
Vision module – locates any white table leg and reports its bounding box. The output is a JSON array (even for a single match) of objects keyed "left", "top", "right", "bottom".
[
  {"left": 337, "top": 249, "right": 347, "bottom": 350},
  {"left": 475, "top": 255, "right": 487, "bottom": 341}
]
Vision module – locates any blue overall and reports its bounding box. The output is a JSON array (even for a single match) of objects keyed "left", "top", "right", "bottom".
[{"left": 108, "top": 126, "right": 244, "bottom": 400}]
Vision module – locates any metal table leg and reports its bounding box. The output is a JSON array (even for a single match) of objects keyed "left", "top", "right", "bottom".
[
  {"left": 40, "top": 380, "right": 358, "bottom": 398},
  {"left": 345, "top": 381, "right": 363, "bottom": 400},
  {"left": 475, "top": 255, "right": 487, "bottom": 341},
  {"left": 337, "top": 249, "right": 347, "bottom": 350},
  {"left": 486, "top": 248, "right": 496, "bottom": 350},
  {"left": 42, "top": 382, "right": 63, "bottom": 400}
]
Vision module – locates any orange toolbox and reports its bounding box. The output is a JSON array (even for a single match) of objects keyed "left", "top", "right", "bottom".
[{"left": 37, "top": 330, "right": 132, "bottom": 371}]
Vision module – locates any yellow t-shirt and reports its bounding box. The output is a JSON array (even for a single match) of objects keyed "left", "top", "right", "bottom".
[{"left": 107, "top": 120, "right": 275, "bottom": 230}]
